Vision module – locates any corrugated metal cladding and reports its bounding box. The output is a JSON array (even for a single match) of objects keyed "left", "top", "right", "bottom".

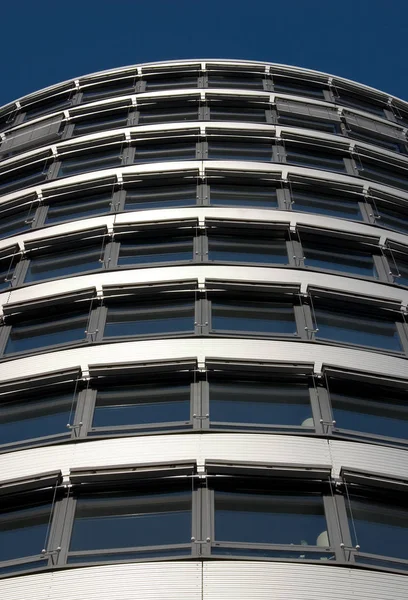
[
  {"left": 1, "top": 59, "right": 408, "bottom": 592},
  {"left": 2, "top": 561, "right": 408, "bottom": 600}
]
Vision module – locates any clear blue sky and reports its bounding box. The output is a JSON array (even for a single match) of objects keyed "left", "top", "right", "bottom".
[{"left": 1, "top": 0, "right": 407, "bottom": 106}]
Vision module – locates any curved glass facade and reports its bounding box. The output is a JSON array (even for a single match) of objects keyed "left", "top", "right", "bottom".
[{"left": 0, "top": 60, "right": 408, "bottom": 591}]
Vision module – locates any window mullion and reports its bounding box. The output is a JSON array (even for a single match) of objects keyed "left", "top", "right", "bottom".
[
  {"left": 111, "top": 189, "right": 125, "bottom": 212},
  {"left": 45, "top": 492, "right": 69, "bottom": 567},
  {"left": 313, "top": 383, "right": 333, "bottom": 435},
  {"left": 90, "top": 304, "right": 106, "bottom": 343},
  {"left": 277, "top": 186, "right": 290, "bottom": 210},
  {"left": 0, "top": 323, "right": 11, "bottom": 356},
  {"left": 197, "top": 298, "right": 208, "bottom": 335},
  {"left": 333, "top": 493, "right": 356, "bottom": 563},
  {"left": 200, "top": 486, "right": 212, "bottom": 557},
  {"left": 323, "top": 494, "right": 347, "bottom": 563},
  {"left": 74, "top": 387, "right": 95, "bottom": 438},
  {"left": 396, "top": 320, "right": 408, "bottom": 356},
  {"left": 196, "top": 379, "right": 209, "bottom": 430},
  {"left": 105, "top": 240, "right": 119, "bottom": 269},
  {"left": 374, "top": 252, "right": 393, "bottom": 283},
  {"left": 344, "top": 156, "right": 358, "bottom": 176},
  {"left": 295, "top": 298, "right": 314, "bottom": 341},
  {"left": 11, "top": 256, "right": 27, "bottom": 286},
  {"left": 57, "top": 495, "right": 76, "bottom": 566}
]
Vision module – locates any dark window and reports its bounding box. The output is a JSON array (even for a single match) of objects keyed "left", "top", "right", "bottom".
[
  {"left": 278, "top": 114, "right": 339, "bottom": 134},
  {"left": 211, "top": 299, "right": 296, "bottom": 335},
  {"left": 91, "top": 377, "right": 191, "bottom": 432},
  {"left": 208, "top": 140, "right": 273, "bottom": 161},
  {"left": 24, "top": 243, "right": 103, "bottom": 283},
  {"left": 69, "top": 487, "right": 191, "bottom": 556},
  {"left": 209, "top": 184, "right": 278, "bottom": 208},
  {"left": 0, "top": 255, "right": 16, "bottom": 289},
  {"left": 45, "top": 192, "right": 113, "bottom": 224},
  {"left": 358, "top": 160, "right": 408, "bottom": 192},
  {"left": 389, "top": 251, "right": 408, "bottom": 287},
  {"left": 347, "top": 497, "right": 408, "bottom": 561},
  {"left": 124, "top": 184, "right": 196, "bottom": 210},
  {"left": 314, "top": 303, "right": 402, "bottom": 352},
  {"left": 273, "top": 77, "right": 325, "bottom": 99},
  {"left": 104, "top": 298, "right": 195, "bottom": 338},
  {"left": 302, "top": 236, "right": 377, "bottom": 278},
  {"left": 291, "top": 189, "right": 363, "bottom": 220},
  {"left": 0, "top": 208, "right": 34, "bottom": 239},
  {"left": 335, "top": 92, "right": 385, "bottom": 116},
  {"left": 285, "top": 145, "right": 346, "bottom": 172},
  {"left": 209, "top": 376, "right": 313, "bottom": 429},
  {"left": 372, "top": 202, "right": 408, "bottom": 235},
  {"left": 0, "top": 161, "right": 48, "bottom": 195},
  {"left": 58, "top": 147, "right": 122, "bottom": 177},
  {"left": 144, "top": 74, "right": 198, "bottom": 91},
  {"left": 138, "top": 102, "right": 199, "bottom": 124},
  {"left": 5, "top": 306, "right": 89, "bottom": 355},
  {"left": 327, "top": 376, "right": 408, "bottom": 441},
  {"left": 0, "top": 389, "right": 75, "bottom": 448},
  {"left": 207, "top": 73, "right": 265, "bottom": 90},
  {"left": 215, "top": 489, "right": 327, "bottom": 547},
  {"left": 133, "top": 141, "right": 197, "bottom": 163},
  {"left": 72, "top": 109, "right": 130, "bottom": 137},
  {"left": 347, "top": 128, "right": 404, "bottom": 153},
  {"left": 117, "top": 233, "right": 194, "bottom": 266},
  {"left": 209, "top": 102, "right": 267, "bottom": 123},
  {"left": 23, "top": 95, "right": 73, "bottom": 121},
  {"left": 208, "top": 231, "right": 288, "bottom": 264},
  {"left": 81, "top": 79, "right": 136, "bottom": 102},
  {"left": 0, "top": 499, "right": 52, "bottom": 564}
]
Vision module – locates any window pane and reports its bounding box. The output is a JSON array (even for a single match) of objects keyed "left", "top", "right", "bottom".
[
  {"left": 286, "top": 147, "right": 346, "bottom": 172},
  {"left": 335, "top": 93, "right": 385, "bottom": 116},
  {"left": 0, "top": 210, "right": 32, "bottom": 239},
  {"left": 278, "top": 115, "right": 339, "bottom": 134},
  {"left": 0, "top": 392, "right": 74, "bottom": 446},
  {"left": 0, "top": 502, "right": 51, "bottom": 562},
  {"left": 24, "top": 245, "right": 102, "bottom": 282},
  {"left": 207, "top": 74, "right": 264, "bottom": 89},
  {"left": 208, "top": 141, "right": 272, "bottom": 161},
  {"left": 0, "top": 258, "right": 15, "bottom": 289},
  {"left": 70, "top": 490, "right": 191, "bottom": 551},
  {"left": 118, "top": 236, "right": 193, "bottom": 266},
  {"left": 58, "top": 148, "right": 122, "bottom": 177},
  {"left": 45, "top": 193, "right": 113, "bottom": 224},
  {"left": 81, "top": 81, "right": 136, "bottom": 102},
  {"left": 124, "top": 185, "right": 196, "bottom": 210},
  {"left": 0, "top": 163, "right": 47, "bottom": 194},
  {"left": 274, "top": 78, "right": 325, "bottom": 99},
  {"left": 291, "top": 190, "right": 362, "bottom": 220},
  {"left": 72, "top": 111, "right": 129, "bottom": 136},
  {"left": 92, "top": 381, "right": 190, "bottom": 428},
  {"left": 145, "top": 75, "right": 198, "bottom": 91},
  {"left": 209, "top": 380, "right": 312, "bottom": 427},
  {"left": 215, "top": 491, "right": 327, "bottom": 545},
  {"left": 374, "top": 204, "right": 408, "bottom": 235},
  {"left": 303, "top": 240, "right": 377, "bottom": 277},
  {"left": 210, "top": 106, "right": 267, "bottom": 123},
  {"left": 210, "top": 184, "right": 278, "bottom": 208},
  {"left": 328, "top": 377, "right": 408, "bottom": 441},
  {"left": 314, "top": 308, "right": 402, "bottom": 351},
  {"left": 138, "top": 105, "right": 199, "bottom": 124},
  {"left": 5, "top": 310, "right": 88, "bottom": 354},
  {"left": 23, "top": 97, "right": 72, "bottom": 121},
  {"left": 391, "top": 254, "right": 408, "bottom": 287},
  {"left": 359, "top": 161, "right": 408, "bottom": 192},
  {"left": 208, "top": 236, "right": 288, "bottom": 264},
  {"left": 347, "top": 129, "right": 403, "bottom": 153},
  {"left": 133, "top": 142, "right": 196, "bottom": 163},
  {"left": 348, "top": 499, "right": 408, "bottom": 561},
  {"left": 104, "top": 301, "right": 194, "bottom": 338},
  {"left": 212, "top": 300, "right": 296, "bottom": 335}
]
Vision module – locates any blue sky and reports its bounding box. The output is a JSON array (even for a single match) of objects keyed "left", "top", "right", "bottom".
[{"left": 1, "top": 0, "right": 407, "bottom": 106}]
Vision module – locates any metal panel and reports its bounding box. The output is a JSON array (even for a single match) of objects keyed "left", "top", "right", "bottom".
[
  {"left": 330, "top": 440, "right": 408, "bottom": 479},
  {"left": 1, "top": 115, "right": 63, "bottom": 153},
  {"left": 0, "top": 562, "right": 202, "bottom": 600},
  {"left": 203, "top": 562, "right": 408, "bottom": 600}
]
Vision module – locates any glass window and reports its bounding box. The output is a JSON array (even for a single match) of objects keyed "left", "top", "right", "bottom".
[
  {"left": 117, "top": 234, "right": 194, "bottom": 266},
  {"left": 358, "top": 160, "right": 408, "bottom": 192},
  {"left": 285, "top": 145, "right": 346, "bottom": 172},
  {"left": 72, "top": 109, "right": 130, "bottom": 137},
  {"left": 215, "top": 489, "right": 327, "bottom": 546},
  {"left": 0, "top": 389, "right": 75, "bottom": 447},
  {"left": 347, "top": 128, "right": 404, "bottom": 153},
  {"left": 0, "top": 256, "right": 15, "bottom": 289},
  {"left": 389, "top": 252, "right": 408, "bottom": 287},
  {"left": 133, "top": 141, "right": 197, "bottom": 163},
  {"left": 209, "top": 184, "right": 278, "bottom": 208},
  {"left": 273, "top": 77, "right": 325, "bottom": 99},
  {"left": 373, "top": 203, "right": 408, "bottom": 235},
  {"left": 207, "top": 73, "right": 265, "bottom": 90},
  {"left": 24, "top": 244, "right": 103, "bottom": 283},
  {"left": 45, "top": 192, "right": 113, "bottom": 224},
  {"left": 91, "top": 379, "right": 191, "bottom": 431},
  {"left": 335, "top": 92, "right": 385, "bottom": 116},
  {"left": 0, "top": 162, "right": 48, "bottom": 194},
  {"left": 124, "top": 184, "right": 196, "bottom": 210},
  {"left": 144, "top": 74, "right": 198, "bottom": 91},
  {"left": 347, "top": 498, "right": 408, "bottom": 561},
  {"left": 58, "top": 147, "right": 122, "bottom": 177},
  {"left": 0, "top": 500, "right": 52, "bottom": 564},
  {"left": 23, "top": 95, "right": 73, "bottom": 121},
  {"left": 291, "top": 189, "right": 363, "bottom": 220},
  {"left": 5, "top": 307, "right": 89, "bottom": 355},
  {"left": 104, "top": 299, "right": 195, "bottom": 338},
  {"left": 278, "top": 114, "right": 339, "bottom": 135},
  {"left": 209, "top": 103, "right": 267, "bottom": 123},
  {"left": 0, "top": 208, "right": 34, "bottom": 239},
  {"left": 302, "top": 237, "right": 377, "bottom": 277},
  {"left": 209, "top": 377, "right": 313, "bottom": 428},
  {"left": 211, "top": 299, "right": 296, "bottom": 335},
  {"left": 314, "top": 305, "right": 402, "bottom": 352},
  {"left": 327, "top": 376, "right": 408, "bottom": 441},
  {"left": 208, "top": 141, "right": 273, "bottom": 161},
  {"left": 81, "top": 79, "right": 136, "bottom": 102},
  {"left": 69, "top": 488, "right": 191, "bottom": 553},
  {"left": 208, "top": 233, "right": 288, "bottom": 264},
  {"left": 138, "top": 103, "right": 199, "bottom": 124}
]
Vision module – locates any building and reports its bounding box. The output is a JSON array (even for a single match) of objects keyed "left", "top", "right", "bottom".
[{"left": 0, "top": 59, "right": 408, "bottom": 599}]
